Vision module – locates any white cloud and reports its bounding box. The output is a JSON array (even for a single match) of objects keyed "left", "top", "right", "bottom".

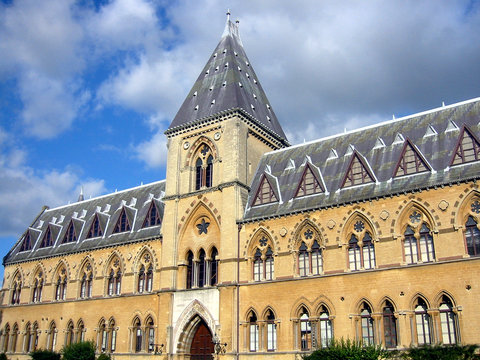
[{"left": 134, "top": 130, "right": 168, "bottom": 168}]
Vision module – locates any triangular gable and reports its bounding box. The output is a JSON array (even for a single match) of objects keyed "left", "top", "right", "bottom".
[
  {"left": 19, "top": 230, "right": 33, "bottom": 252},
  {"left": 62, "top": 220, "right": 78, "bottom": 244},
  {"left": 341, "top": 151, "right": 375, "bottom": 188},
  {"left": 295, "top": 164, "right": 324, "bottom": 198},
  {"left": 113, "top": 207, "right": 132, "bottom": 233},
  {"left": 327, "top": 149, "right": 338, "bottom": 160},
  {"left": 373, "top": 137, "right": 385, "bottom": 150},
  {"left": 39, "top": 226, "right": 55, "bottom": 248},
  {"left": 445, "top": 120, "right": 459, "bottom": 132},
  {"left": 253, "top": 174, "right": 278, "bottom": 206},
  {"left": 86, "top": 213, "right": 104, "bottom": 239},
  {"left": 451, "top": 125, "right": 480, "bottom": 166},
  {"left": 423, "top": 124, "right": 437, "bottom": 138},
  {"left": 393, "top": 133, "right": 405, "bottom": 145},
  {"left": 143, "top": 200, "right": 162, "bottom": 228},
  {"left": 394, "top": 139, "right": 430, "bottom": 177}
]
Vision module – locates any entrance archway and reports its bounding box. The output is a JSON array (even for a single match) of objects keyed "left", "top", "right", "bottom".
[{"left": 190, "top": 319, "right": 214, "bottom": 360}]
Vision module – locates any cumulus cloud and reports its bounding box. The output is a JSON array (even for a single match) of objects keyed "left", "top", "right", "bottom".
[{"left": 134, "top": 129, "right": 168, "bottom": 168}]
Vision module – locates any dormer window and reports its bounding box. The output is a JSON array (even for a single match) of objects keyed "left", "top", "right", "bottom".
[
  {"left": 253, "top": 176, "right": 278, "bottom": 206},
  {"left": 86, "top": 214, "right": 103, "bottom": 239},
  {"left": 113, "top": 208, "right": 131, "bottom": 233},
  {"left": 19, "top": 232, "right": 32, "bottom": 251},
  {"left": 451, "top": 125, "right": 480, "bottom": 165},
  {"left": 62, "top": 221, "right": 77, "bottom": 243},
  {"left": 40, "top": 227, "right": 54, "bottom": 248},
  {"left": 143, "top": 202, "right": 161, "bottom": 228}
]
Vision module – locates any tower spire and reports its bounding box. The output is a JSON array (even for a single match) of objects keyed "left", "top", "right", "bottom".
[{"left": 226, "top": 9, "right": 230, "bottom": 21}]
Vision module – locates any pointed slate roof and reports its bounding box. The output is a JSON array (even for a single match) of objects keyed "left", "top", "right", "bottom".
[{"left": 166, "top": 16, "right": 288, "bottom": 145}]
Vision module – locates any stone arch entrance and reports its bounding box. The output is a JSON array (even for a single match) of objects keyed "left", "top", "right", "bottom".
[{"left": 177, "top": 315, "right": 214, "bottom": 360}]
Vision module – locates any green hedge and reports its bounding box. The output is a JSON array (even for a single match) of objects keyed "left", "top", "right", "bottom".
[
  {"left": 97, "top": 354, "right": 111, "bottom": 360},
  {"left": 61, "top": 341, "right": 96, "bottom": 360},
  {"left": 303, "top": 338, "right": 395, "bottom": 360},
  {"left": 401, "top": 344, "right": 479, "bottom": 360},
  {"left": 29, "top": 349, "right": 61, "bottom": 360}
]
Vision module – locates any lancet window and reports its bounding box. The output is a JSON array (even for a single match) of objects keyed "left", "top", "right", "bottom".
[
  {"left": 252, "top": 243, "right": 274, "bottom": 281},
  {"left": 465, "top": 214, "right": 480, "bottom": 256},
  {"left": 10, "top": 274, "right": 22, "bottom": 305},
  {"left": 185, "top": 247, "right": 219, "bottom": 288},
  {"left": 19, "top": 232, "right": 32, "bottom": 251},
  {"left": 62, "top": 221, "right": 77, "bottom": 243},
  {"left": 107, "top": 257, "right": 122, "bottom": 296},
  {"left": 32, "top": 271, "right": 44, "bottom": 303},
  {"left": 65, "top": 321, "right": 74, "bottom": 346},
  {"left": 146, "top": 317, "right": 155, "bottom": 353},
  {"left": 403, "top": 211, "right": 435, "bottom": 264},
  {"left": 113, "top": 208, "right": 131, "bottom": 233},
  {"left": 414, "top": 298, "right": 431, "bottom": 345},
  {"left": 382, "top": 301, "right": 397, "bottom": 349},
  {"left": 54, "top": 267, "right": 67, "bottom": 301},
  {"left": 47, "top": 322, "right": 57, "bottom": 351},
  {"left": 87, "top": 214, "right": 103, "bottom": 238},
  {"left": 297, "top": 224, "right": 323, "bottom": 277},
  {"left": 360, "top": 303, "right": 374, "bottom": 346},
  {"left": 266, "top": 310, "right": 277, "bottom": 351},
  {"left": 347, "top": 219, "right": 375, "bottom": 271},
  {"left": 299, "top": 308, "right": 312, "bottom": 351},
  {"left": 194, "top": 144, "right": 214, "bottom": 190},
  {"left": 80, "top": 262, "right": 93, "bottom": 299},
  {"left": 318, "top": 305, "right": 333, "bottom": 348},
  {"left": 137, "top": 252, "right": 154, "bottom": 293},
  {"left": 143, "top": 202, "right": 161, "bottom": 228},
  {"left": 248, "top": 311, "right": 258, "bottom": 352},
  {"left": 40, "top": 226, "right": 54, "bottom": 248},
  {"left": 134, "top": 318, "right": 142, "bottom": 353},
  {"left": 439, "top": 296, "right": 458, "bottom": 345}
]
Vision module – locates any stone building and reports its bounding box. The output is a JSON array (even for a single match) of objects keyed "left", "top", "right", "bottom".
[{"left": 1, "top": 14, "right": 479, "bottom": 360}]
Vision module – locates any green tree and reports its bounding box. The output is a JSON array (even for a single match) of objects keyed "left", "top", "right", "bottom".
[
  {"left": 401, "top": 344, "right": 479, "bottom": 360},
  {"left": 62, "top": 341, "right": 96, "bottom": 360},
  {"left": 29, "top": 349, "right": 61, "bottom": 360},
  {"left": 96, "top": 354, "right": 111, "bottom": 360},
  {"left": 303, "top": 338, "right": 395, "bottom": 360}
]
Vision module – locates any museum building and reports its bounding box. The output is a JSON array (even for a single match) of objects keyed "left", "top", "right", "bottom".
[{"left": 1, "top": 13, "right": 480, "bottom": 360}]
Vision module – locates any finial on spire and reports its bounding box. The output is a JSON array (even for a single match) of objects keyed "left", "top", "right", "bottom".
[
  {"left": 77, "top": 186, "right": 84, "bottom": 202},
  {"left": 235, "top": 19, "right": 239, "bottom": 26},
  {"left": 226, "top": 9, "right": 231, "bottom": 21}
]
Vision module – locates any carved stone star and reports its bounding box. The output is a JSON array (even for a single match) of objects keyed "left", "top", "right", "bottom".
[{"left": 197, "top": 219, "right": 210, "bottom": 235}]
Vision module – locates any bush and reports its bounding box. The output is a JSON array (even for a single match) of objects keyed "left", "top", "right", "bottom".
[
  {"left": 0, "top": 353, "right": 7, "bottom": 360},
  {"left": 30, "top": 349, "right": 61, "bottom": 360},
  {"left": 97, "top": 354, "right": 111, "bottom": 360},
  {"left": 401, "top": 344, "right": 479, "bottom": 360},
  {"left": 62, "top": 341, "right": 96, "bottom": 360},
  {"left": 303, "top": 338, "right": 395, "bottom": 360}
]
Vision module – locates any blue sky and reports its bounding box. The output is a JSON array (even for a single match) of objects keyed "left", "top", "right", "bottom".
[{"left": 0, "top": 0, "right": 480, "bottom": 277}]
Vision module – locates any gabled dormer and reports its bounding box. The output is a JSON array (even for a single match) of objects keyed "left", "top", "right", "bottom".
[
  {"left": 252, "top": 174, "right": 278, "bottom": 206},
  {"left": 294, "top": 163, "right": 324, "bottom": 198},
  {"left": 451, "top": 125, "right": 480, "bottom": 166},
  {"left": 341, "top": 151, "right": 375, "bottom": 188},
  {"left": 394, "top": 139, "right": 431, "bottom": 177}
]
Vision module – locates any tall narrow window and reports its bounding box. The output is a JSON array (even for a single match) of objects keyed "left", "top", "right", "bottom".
[
  {"left": 198, "top": 249, "right": 206, "bottom": 287},
  {"left": 266, "top": 310, "right": 276, "bottom": 351},
  {"left": 47, "top": 323, "right": 56, "bottom": 351},
  {"left": 32, "top": 276, "right": 43, "bottom": 303},
  {"left": 146, "top": 318, "right": 155, "bottom": 353},
  {"left": 78, "top": 321, "right": 85, "bottom": 342},
  {"left": 109, "top": 319, "right": 117, "bottom": 352},
  {"left": 40, "top": 226, "right": 54, "bottom": 248},
  {"left": 319, "top": 306, "right": 333, "bottom": 348},
  {"left": 300, "top": 309, "right": 311, "bottom": 351},
  {"left": 404, "top": 226, "right": 417, "bottom": 264},
  {"left": 194, "top": 144, "right": 214, "bottom": 190},
  {"left": 100, "top": 321, "right": 107, "bottom": 352},
  {"left": 143, "top": 202, "right": 161, "bottom": 228},
  {"left": 186, "top": 252, "right": 194, "bottom": 289},
  {"left": 195, "top": 158, "right": 203, "bottom": 190},
  {"left": 65, "top": 322, "right": 74, "bottom": 346},
  {"left": 383, "top": 301, "right": 397, "bottom": 349},
  {"left": 3, "top": 325, "right": 10, "bottom": 353},
  {"left": 55, "top": 274, "right": 67, "bottom": 301},
  {"left": 138, "top": 265, "right": 146, "bottom": 293},
  {"left": 146, "top": 265, "right": 153, "bottom": 292},
  {"left": 249, "top": 312, "right": 258, "bottom": 352},
  {"left": 206, "top": 155, "right": 213, "bottom": 187},
  {"left": 210, "top": 247, "right": 218, "bottom": 286},
  {"left": 32, "top": 323, "right": 39, "bottom": 351},
  {"left": 20, "top": 232, "right": 32, "bottom": 251},
  {"left": 439, "top": 296, "right": 457, "bottom": 345},
  {"left": 348, "top": 235, "right": 361, "bottom": 271},
  {"left": 115, "top": 271, "right": 122, "bottom": 295},
  {"left": 265, "top": 247, "right": 274, "bottom": 280},
  {"left": 25, "top": 323, "right": 32, "bottom": 353},
  {"left": 107, "top": 265, "right": 122, "bottom": 296},
  {"left": 108, "top": 269, "right": 115, "bottom": 295},
  {"left": 62, "top": 221, "right": 77, "bottom": 243},
  {"left": 87, "top": 214, "right": 103, "bottom": 238},
  {"left": 419, "top": 223, "right": 435, "bottom": 262},
  {"left": 362, "top": 233, "right": 375, "bottom": 270},
  {"left": 298, "top": 242, "right": 308, "bottom": 277},
  {"left": 253, "top": 249, "right": 262, "bottom": 281},
  {"left": 11, "top": 277, "right": 22, "bottom": 305},
  {"left": 12, "top": 323, "right": 19, "bottom": 353},
  {"left": 465, "top": 216, "right": 480, "bottom": 256},
  {"left": 360, "top": 303, "right": 375, "bottom": 346},
  {"left": 134, "top": 318, "right": 142, "bottom": 353},
  {"left": 415, "top": 298, "right": 431, "bottom": 345},
  {"left": 311, "top": 240, "right": 322, "bottom": 275}
]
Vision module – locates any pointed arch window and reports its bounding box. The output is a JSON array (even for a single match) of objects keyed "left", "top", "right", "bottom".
[
  {"left": 134, "top": 318, "right": 142, "bottom": 353},
  {"left": 47, "top": 322, "right": 57, "bottom": 351},
  {"left": 10, "top": 276, "right": 22, "bottom": 305},
  {"left": 266, "top": 310, "right": 277, "bottom": 351},
  {"left": 138, "top": 265, "right": 146, "bottom": 293},
  {"left": 249, "top": 312, "right": 259, "bottom": 352},
  {"left": 186, "top": 251, "right": 194, "bottom": 289},
  {"left": 63, "top": 221, "right": 77, "bottom": 243},
  {"left": 80, "top": 272, "right": 93, "bottom": 299},
  {"left": 99, "top": 320, "right": 107, "bottom": 352},
  {"left": 360, "top": 303, "right": 375, "bottom": 346},
  {"left": 415, "top": 298, "right": 431, "bottom": 345},
  {"left": 311, "top": 240, "right": 322, "bottom": 275},
  {"left": 404, "top": 223, "right": 435, "bottom": 264},
  {"left": 77, "top": 320, "right": 85, "bottom": 343},
  {"left": 451, "top": 126, "right": 480, "bottom": 165},
  {"left": 210, "top": 247, "right": 218, "bottom": 286},
  {"left": 465, "top": 215, "right": 480, "bottom": 256},
  {"left": 348, "top": 235, "right": 361, "bottom": 271},
  {"left": 253, "top": 246, "right": 274, "bottom": 281},
  {"left": 113, "top": 208, "right": 131, "bottom": 233},
  {"left": 382, "top": 301, "right": 397, "bottom": 349},
  {"left": 109, "top": 318, "right": 117, "bottom": 353},
  {"left": 40, "top": 226, "right": 54, "bottom": 248},
  {"left": 299, "top": 308, "right": 312, "bottom": 351},
  {"left": 32, "top": 323, "right": 39, "bottom": 351},
  {"left": 12, "top": 323, "right": 18, "bottom": 353},
  {"left": 3, "top": 324, "right": 10, "bottom": 353},
  {"left": 295, "top": 164, "right": 323, "bottom": 197},
  {"left": 24, "top": 323, "right": 32, "bottom": 353},
  {"left": 319, "top": 306, "right": 333, "bottom": 348},
  {"left": 32, "top": 274, "right": 43, "bottom": 303},
  {"left": 439, "top": 296, "right": 458, "bottom": 345},
  {"left": 146, "top": 265, "right": 153, "bottom": 292},
  {"left": 194, "top": 145, "right": 214, "bottom": 190},
  {"left": 253, "top": 176, "right": 278, "bottom": 206},
  {"left": 394, "top": 140, "right": 429, "bottom": 177},
  {"left": 146, "top": 317, "right": 155, "bottom": 353},
  {"left": 65, "top": 321, "right": 74, "bottom": 346},
  {"left": 19, "top": 232, "right": 32, "bottom": 251},
  {"left": 143, "top": 202, "right": 161, "bottom": 228},
  {"left": 298, "top": 242, "right": 308, "bottom": 277},
  {"left": 342, "top": 153, "right": 374, "bottom": 188},
  {"left": 198, "top": 249, "right": 206, "bottom": 287},
  {"left": 253, "top": 249, "right": 262, "bottom": 281},
  {"left": 265, "top": 247, "right": 274, "bottom": 280},
  {"left": 55, "top": 275, "right": 67, "bottom": 301},
  {"left": 87, "top": 214, "right": 103, "bottom": 238},
  {"left": 107, "top": 264, "right": 122, "bottom": 296}
]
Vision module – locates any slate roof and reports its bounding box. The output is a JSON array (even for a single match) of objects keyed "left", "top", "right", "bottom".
[
  {"left": 244, "top": 98, "right": 480, "bottom": 221},
  {"left": 3, "top": 181, "right": 165, "bottom": 265},
  {"left": 166, "top": 18, "right": 288, "bottom": 146}
]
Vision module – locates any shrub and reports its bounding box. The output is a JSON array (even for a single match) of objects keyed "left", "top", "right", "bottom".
[
  {"left": 29, "top": 349, "right": 61, "bottom": 360},
  {"left": 401, "top": 344, "right": 479, "bottom": 360},
  {"left": 0, "top": 353, "right": 7, "bottom": 360},
  {"left": 303, "top": 338, "right": 395, "bottom": 360},
  {"left": 97, "top": 354, "right": 111, "bottom": 360},
  {"left": 62, "top": 341, "right": 96, "bottom": 360}
]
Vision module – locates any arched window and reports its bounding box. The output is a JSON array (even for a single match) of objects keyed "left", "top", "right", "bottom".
[
  {"left": 47, "top": 322, "right": 56, "bottom": 351},
  {"left": 404, "top": 212, "right": 435, "bottom": 264},
  {"left": 360, "top": 303, "right": 374, "bottom": 345},
  {"left": 113, "top": 208, "right": 131, "bottom": 233},
  {"left": 419, "top": 223, "right": 435, "bottom": 262},
  {"left": 318, "top": 305, "right": 333, "bottom": 348},
  {"left": 439, "top": 296, "right": 458, "bottom": 345},
  {"left": 32, "top": 272, "right": 44, "bottom": 303},
  {"left": 32, "top": 322, "right": 39, "bottom": 351},
  {"left": 414, "top": 298, "right": 431, "bottom": 345},
  {"left": 404, "top": 226, "right": 417, "bottom": 264},
  {"left": 146, "top": 317, "right": 155, "bottom": 353},
  {"left": 253, "top": 249, "right": 262, "bottom": 281},
  {"left": 186, "top": 251, "right": 194, "bottom": 289},
  {"left": 465, "top": 216, "right": 480, "bottom": 256},
  {"left": 266, "top": 310, "right": 277, "bottom": 351},
  {"left": 265, "top": 247, "right": 274, "bottom": 280},
  {"left": 3, "top": 324, "right": 10, "bottom": 353},
  {"left": 311, "top": 240, "right": 322, "bottom": 275},
  {"left": 362, "top": 233, "right": 375, "bottom": 269},
  {"left": 55, "top": 269, "right": 67, "bottom": 301},
  {"left": 77, "top": 320, "right": 85, "bottom": 343},
  {"left": 194, "top": 144, "right": 214, "bottom": 190},
  {"left": 109, "top": 319, "right": 117, "bottom": 353},
  {"left": 99, "top": 320, "right": 107, "bottom": 352},
  {"left": 299, "top": 308, "right": 311, "bottom": 351},
  {"left": 248, "top": 312, "right": 258, "bottom": 352},
  {"left": 65, "top": 321, "right": 74, "bottom": 346},
  {"left": 210, "top": 247, "right": 218, "bottom": 286},
  {"left": 382, "top": 301, "right": 397, "bottom": 349},
  {"left": 10, "top": 275, "right": 22, "bottom": 305},
  {"left": 143, "top": 202, "right": 161, "bottom": 228},
  {"left": 24, "top": 323, "right": 32, "bottom": 353},
  {"left": 87, "top": 214, "right": 103, "bottom": 238},
  {"left": 12, "top": 323, "right": 18, "bottom": 353},
  {"left": 198, "top": 249, "right": 206, "bottom": 287},
  {"left": 138, "top": 265, "right": 146, "bottom": 293},
  {"left": 80, "top": 273, "right": 93, "bottom": 299},
  {"left": 298, "top": 242, "right": 308, "bottom": 277},
  {"left": 107, "top": 259, "right": 122, "bottom": 296},
  {"left": 134, "top": 318, "right": 142, "bottom": 353},
  {"left": 146, "top": 265, "right": 153, "bottom": 292},
  {"left": 348, "top": 235, "right": 361, "bottom": 271}
]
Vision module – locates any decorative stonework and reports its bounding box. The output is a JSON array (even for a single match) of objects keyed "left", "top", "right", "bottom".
[
  {"left": 438, "top": 200, "right": 449, "bottom": 211},
  {"left": 327, "top": 219, "right": 336, "bottom": 229},
  {"left": 379, "top": 210, "right": 389, "bottom": 221},
  {"left": 279, "top": 227, "right": 287, "bottom": 237}
]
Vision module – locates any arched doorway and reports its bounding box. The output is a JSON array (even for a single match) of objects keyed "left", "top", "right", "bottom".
[{"left": 190, "top": 319, "right": 214, "bottom": 360}]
